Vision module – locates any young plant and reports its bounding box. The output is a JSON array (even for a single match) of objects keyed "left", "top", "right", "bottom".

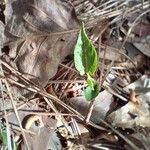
[{"left": 74, "top": 23, "right": 100, "bottom": 101}]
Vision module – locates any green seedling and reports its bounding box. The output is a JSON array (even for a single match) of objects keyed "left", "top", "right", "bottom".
[{"left": 74, "top": 23, "right": 100, "bottom": 101}]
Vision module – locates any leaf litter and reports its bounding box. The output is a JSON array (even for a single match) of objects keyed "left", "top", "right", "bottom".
[{"left": 0, "top": 0, "right": 150, "bottom": 150}]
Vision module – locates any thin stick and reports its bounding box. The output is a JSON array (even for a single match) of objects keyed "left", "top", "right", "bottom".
[
  {"left": 0, "top": 65, "right": 30, "bottom": 150},
  {"left": 48, "top": 80, "right": 86, "bottom": 84},
  {"left": 0, "top": 80, "right": 12, "bottom": 150},
  {"left": 17, "top": 112, "right": 77, "bottom": 117},
  {"left": 84, "top": 99, "right": 95, "bottom": 124}
]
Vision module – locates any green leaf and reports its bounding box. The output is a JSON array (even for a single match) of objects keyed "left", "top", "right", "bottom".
[
  {"left": 74, "top": 27, "right": 85, "bottom": 75},
  {"left": 74, "top": 22, "right": 98, "bottom": 76},
  {"left": 87, "top": 73, "right": 95, "bottom": 90},
  {"left": 81, "top": 23, "right": 98, "bottom": 75},
  {"left": 85, "top": 82, "right": 100, "bottom": 101}
]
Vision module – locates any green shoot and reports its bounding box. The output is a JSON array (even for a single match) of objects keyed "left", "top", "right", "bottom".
[{"left": 74, "top": 23, "right": 100, "bottom": 101}]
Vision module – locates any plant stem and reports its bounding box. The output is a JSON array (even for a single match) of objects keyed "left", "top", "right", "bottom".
[
  {"left": 84, "top": 99, "right": 95, "bottom": 123},
  {"left": 84, "top": 36, "right": 107, "bottom": 124}
]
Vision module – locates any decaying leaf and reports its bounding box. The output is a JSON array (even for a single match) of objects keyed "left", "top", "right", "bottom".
[
  {"left": 133, "top": 21, "right": 150, "bottom": 37},
  {"left": 133, "top": 36, "right": 150, "bottom": 58},
  {"left": 4, "top": 0, "right": 78, "bottom": 37},
  {"left": 20, "top": 127, "right": 62, "bottom": 150},
  {"left": 4, "top": 0, "right": 79, "bottom": 88},
  {"left": 107, "top": 75, "right": 150, "bottom": 128},
  {"left": 125, "top": 128, "right": 150, "bottom": 150},
  {"left": 69, "top": 90, "right": 114, "bottom": 123}
]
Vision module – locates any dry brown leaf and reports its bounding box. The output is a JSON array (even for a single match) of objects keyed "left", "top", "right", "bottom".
[
  {"left": 133, "top": 21, "right": 150, "bottom": 37},
  {"left": 4, "top": 0, "right": 79, "bottom": 88},
  {"left": 4, "top": 0, "right": 78, "bottom": 37},
  {"left": 133, "top": 36, "right": 150, "bottom": 58},
  {"left": 20, "top": 127, "right": 62, "bottom": 150},
  {"left": 125, "top": 128, "right": 150, "bottom": 150},
  {"left": 69, "top": 90, "right": 114, "bottom": 124},
  {"left": 107, "top": 75, "right": 150, "bottom": 128}
]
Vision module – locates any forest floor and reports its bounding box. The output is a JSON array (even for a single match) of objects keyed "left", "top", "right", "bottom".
[{"left": 0, "top": 0, "right": 150, "bottom": 150}]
